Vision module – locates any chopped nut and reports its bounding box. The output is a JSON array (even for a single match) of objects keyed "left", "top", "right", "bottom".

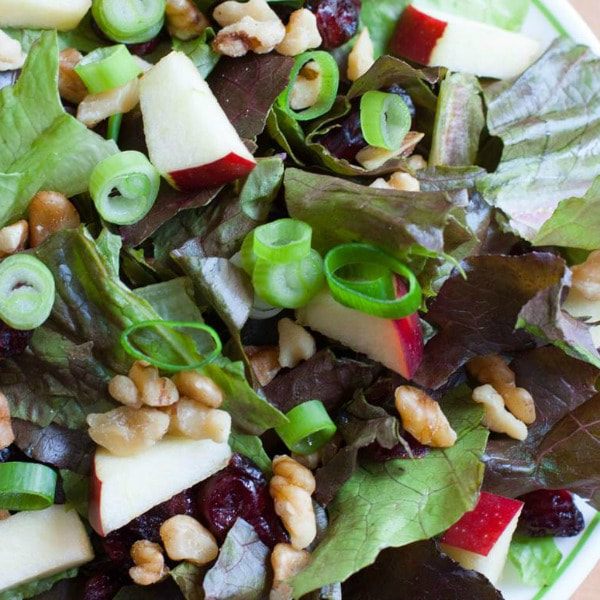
[
  {"left": 388, "top": 172, "right": 421, "bottom": 192},
  {"left": 369, "top": 177, "right": 394, "bottom": 190},
  {"left": 0, "top": 393, "right": 15, "bottom": 451},
  {"left": 0, "top": 220, "right": 28, "bottom": 258},
  {"left": 59, "top": 48, "right": 87, "bottom": 104},
  {"left": 160, "top": 514, "right": 218, "bottom": 566},
  {"left": 0, "top": 510, "right": 9, "bottom": 520},
  {"left": 166, "top": 0, "right": 209, "bottom": 40},
  {"left": 406, "top": 154, "right": 427, "bottom": 171},
  {"left": 278, "top": 318, "right": 316, "bottom": 369},
  {"left": 270, "top": 455, "right": 316, "bottom": 550},
  {"left": 77, "top": 78, "right": 140, "bottom": 128},
  {"left": 87, "top": 406, "right": 169, "bottom": 456},
  {"left": 571, "top": 250, "right": 600, "bottom": 300},
  {"left": 355, "top": 132, "right": 425, "bottom": 171},
  {"left": 0, "top": 30, "right": 26, "bottom": 71},
  {"left": 276, "top": 8, "right": 322, "bottom": 57},
  {"left": 347, "top": 28, "right": 374, "bottom": 81},
  {"left": 467, "top": 355, "right": 536, "bottom": 424},
  {"left": 213, "top": 0, "right": 280, "bottom": 26},
  {"left": 128, "top": 360, "right": 179, "bottom": 408},
  {"left": 472, "top": 385, "right": 528, "bottom": 441},
  {"left": 28, "top": 191, "right": 81, "bottom": 248},
  {"left": 394, "top": 386, "right": 457, "bottom": 448},
  {"left": 291, "top": 451, "right": 320, "bottom": 470},
  {"left": 108, "top": 375, "right": 142, "bottom": 408},
  {"left": 171, "top": 371, "right": 223, "bottom": 408},
  {"left": 289, "top": 62, "right": 322, "bottom": 111},
  {"left": 129, "top": 540, "right": 168, "bottom": 586},
  {"left": 167, "top": 397, "right": 232, "bottom": 443},
  {"left": 213, "top": 16, "right": 286, "bottom": 56},
  {"left": 247, "top": 346, "right": 281, "bottom": 387},
  {"left": 270, "top": 543, "right": 311, "bottom": 600}
]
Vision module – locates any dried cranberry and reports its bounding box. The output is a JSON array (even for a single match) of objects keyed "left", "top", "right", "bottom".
[
  {"left": 306, "top": 0, "right": 361, "bottom": 49},
  {"left": 363, "top": 434, "right": 430, "bottom": 462},
  {"left": 517, "top": 489, "right": 585, "bottom": 537},
  {"left": 197, "top": 454, "right": 288, "bottom": 548},
  {"left": 318, "top": 109, "right": 366, "bottom": 161},
  {"left": 83, "top": 570, "right": 127, "bottom": 600},
  {"left": 0, "top": 321, "right": 31, "bottom": 361}
]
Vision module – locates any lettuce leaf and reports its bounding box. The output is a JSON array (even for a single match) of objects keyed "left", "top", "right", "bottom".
[
  {"left": 509, "top": 535, "right": 562, "bottom": 587},
  {"left": 361, "top": 1, "right": 410, "bottom": 57},
  {"left": 0, "top": 569, "right": 78, "bottom": 600},
  {"left": 173, "top": 27, "right": 220, "bottom": 77}
]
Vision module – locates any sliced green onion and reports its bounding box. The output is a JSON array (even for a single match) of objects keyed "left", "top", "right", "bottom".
[
  {"left": 107, "top": 113, "right": 123, "bottom": 142},
  {"left": 360, "top": 90, "right": 412, "bottom": 151},
  {"left": 253, "top": 219, "right": 312, "bottom": 264},
  {"left": 253, "top": 249, "right": 324, "bottom": 309},
  {"left": 90, "top": 151, "right": 160, "bottom": 225},
  {"left": 121, "top": 320, "right": 222, "bottom": 372},
  {"left": 0, "top": 254, "right": 55, "bottom": 331},
  {"left": 277, "top": 51, "right": 339, "bottom": 121},
  {"left": 74, "top": 45, "right": 142, "bottom": 94},
  {"left": 324, "top": 243, "right": 421, "bottom": 319},
  {"left": 0, "top": 462, "right": 57, "bottom": 511},
  {"left": 335, "top": 262, "right": 395, "bottom": 299},
  {"left": 240, "top": 231, "right": 257, "bottom": 276},
  {"left": 92, "top": 0, "right": 166, "bottom": 44},
  {"left": 275, "top": 400, "right": 337, "bottom": 455}
]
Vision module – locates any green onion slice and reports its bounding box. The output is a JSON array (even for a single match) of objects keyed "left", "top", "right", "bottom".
[
  {"left": 253, "top": 219, "right": 312, "bottom": 264},
  {"left": 90, "top": 151, "right": 160, "bottom": 225},
  {"left": 0, "top": 254, "right": 55, "bottom": 331},
  {"left": 0, "top": 462, "right": 57, "bottom": 511},
  {"left": 121, "top": 320, "right": 222, "bottom": 372},
  {"left": 74, "top": 45, "right": 142, "bottom": 94},
  {"left": 277, "top": 51, "right": 339, "bottom": 121},
  {"left": 92, "top": 0, "right": 166, "bottom": 44},
  {"left": 275, "top": 400, "right": 337, "bottom": 455},
  {"left": 360, "top": 90, "right": 412, "bottom": 151},
  {"left": 240, "top": 231, "right": 257, "bottom": 276},
  {"left": 253, "top": 249, "right": 324, "bottom": 309},
  {"left": 324, "top": 243, "right": 421, "bottom": 319},
  {"left": 107, "top": 113, "right": 123, "bottom": 142}
]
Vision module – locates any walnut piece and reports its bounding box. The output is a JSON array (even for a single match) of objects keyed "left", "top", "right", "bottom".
[
  {"left": 467, "top": 354, "right": 536, "bottom": 424},
  {"left": 276, "top": 8, "right": 322, "bottom": 57},
  {"left": 128, "top": 360, "right": 179, "bottom": 408},
  {"left": 289, "top": 62, "right": 322, "bottom": 111},
  {"left": 0, "top": 30, "right": 26, "bottom": 71},
  {"left": 0, "top": 220, "right": 28, "bottom": 258},
  {"left": 77, "top": 78, "right": 140, "bottom": 128},
  {"left": 270, "top": 455, "right": 316, "bottom": 550},
  {"left": 108, "top": 375, "right": 142, "bottom": 408},
  {"left": 0, "top": 510, "right": 9, "bottom": 520},
  {"left": 356, "top": 132, "right": 425, "bottom": 171},
  {"left": 406, "top": 154, "right": 427, "bottom": 171},
  {"left": 347, "top": 28, "right": 374, "bottom": 81},
  {"left": 247, "top": 346, "right": 281, "bottom": 387},
  {"left": 394, "top": 386, "right": 457, "bottom": 448},
  {"left": 129, "top": 540, "right": 168, "bottom": 586},
  {"left": 58, "top": 48, "right": 87, "bottom": 104},
  {"left": 171, "top": 371, "right": 223, "bottom": 408},
  {"left": 270, "top": 543, "right": 311, "bottom": 600},
  {"left": 214, "top": 0, "right": 280, "bottom": 26},
  {"left": 472, "top": 385, "right": 528, "bottom": 441},
  {"left": 571, "top": 250, "right": 600, "bottom": 300},
  {"left": 167, "top": 397, "right": 231, "bottom": 443},
  {"left": 87, "top": 406, "right": 169, "bottom": 456},
  {"left": 0, "top": 393, "right": 15, "bottom": 451},
  {"left": 28, "top": 191, "right": 81, "bottom": 248},
  {"left": 160, "top": 514, "right": 218, "bottom": 566},
  {"left": 166, "top": 0, "right": 209, "bottom": 40},
  {"left": 278, "top": 318, "right": 316, "bottom": 369}
]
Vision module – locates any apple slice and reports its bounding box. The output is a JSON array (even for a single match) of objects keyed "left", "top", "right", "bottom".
[
  {"left": 90, "top": 436, "right": 232, "bottom": 536},
  {"left": 0, "top": 0, "right": 91, "bottom": 31},
  {"left": 140, "top": 51, "right": 256, "bottom": 191},
  {"left": 563, "top": 289, "right": 600, "bottom": 348},
  {"left": 440, "top": 491, "right": 524, "bottom": 584},
  {"left": 0, "top": 505, "right": 94, "bottom": 592},
  {"left": 296, "top": 280, "right": 424, "bottom": 379},
  {"left": 391, "top": 5, "right": 541, "bottom": 80}
]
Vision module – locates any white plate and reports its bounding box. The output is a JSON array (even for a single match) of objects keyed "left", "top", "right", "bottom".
[{"left": 491, "top": 2, "right": 600, "bottom": 598}]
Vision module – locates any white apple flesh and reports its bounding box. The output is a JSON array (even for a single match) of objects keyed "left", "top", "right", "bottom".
[
  {"left": 0, "top": 505, "right": 94, "bottom": 592},
  {"left": 140, "top": 51, "right": 256, "bottom": 191},
  {"left": 391, "top": 5, "right": 541, "bottom": 80},
  {"left": 0, "top": 0, "right": 91, "bottom": 31},
  {"left": 564, "top": 289, "right": 600, "bottom": 348},
  {"left": 90, "top": 436, "right": 232, "bottom": 536},
  {"left": 440, "top": 491, "right": 524, "bottom": 584}
]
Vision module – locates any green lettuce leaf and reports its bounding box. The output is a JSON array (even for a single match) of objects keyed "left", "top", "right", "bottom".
[
  {"left": 171, "top": 562, "right": 206, "bottom": 600},
  {"left": 229, "top": 432, "right": 272, "bottom": 475},
  {"left": 509, "top": 535, "right": 562, "bottom": 587},
  {"left": 173, "top": 27, "right": 220, "bottom": 77},
  {"left": 291, "top": 386, "right": 488, "bottom": 596},
  {"left": 0, "top": 569, "right": 77, "bottom": 600},
  {"left": 60, "top": 469, "right": 90, "bottom": 519},
  {"left": 361, "top": 1, "right": 410, "bottom": 57}
]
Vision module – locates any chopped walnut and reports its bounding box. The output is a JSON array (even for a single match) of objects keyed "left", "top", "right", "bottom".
[
  {"left": 58, "top": 48, "right": 87, "bottom": 104},
  {"left": 87, "top": 406, "right": 169, "bottom": 456},
  {"left": 276, "top": 8, "right": 322, "bottom": 57},
  {"left": 467, "top": 355, "right": 536, "bottom": 424},
  {"left": 571, "top": 250, "right": 600, "bottom": 300},
  {"left": 278, "top": 318, "right": 316, "bottom": 369},
  {"left": 0, "top": 393, "right": 15, "bottom": 451},
  {"left": 160, "top": 514, "right": 218, "bottom": 566},
  {"left": 129, "top": 540, "right": 168, "bottom": 586},
  {"left": 166, "top": 0, "right": 209, "bottom": 40},
  {"left": 0, "top": 510, "right": 9, "bottom": 520},
  {"left": 369, "top": 177, "right": 394, "bottom": 190},
  {"left": 270, "top": 455, "right": 316, "bottom": 550},
  {"left": 394, "top": 386, "right": 457, "bottom": 448},
  {"left": 247, "top": 346, "right": 281, "bottom": 387},
  {"left": 389, "top": 172, "right": 421, "bottom": 192},
  {"left": 406, "top": 154, "right": 427, "bottom": 171},
  {"left": 291, "top": 451, "right": 321, "bottom": 470},
  {"left": 0, "top": 220, "right": 28, "bottom": 258},
  {"left": 472, "top": 385, "right": 528, "bottom": 441},
  {"left": 356, "top": 132, "right": 425, "bottom": 171},
  {"left": 0, "top": 30, "right": 26, "bottom": 71},
  {"left": 214, "top": 0, "right": 280, "bottom": 26},
  {"left": 270, "top": 543, "right": 311, "bottom": 600},
  {"left": 167, "top": 397, "right": 231, "bottom": 444},
  {"left": 28, "top": 191, "right": 81, "bottom": 248},
  {"left": 128, "top": 360, "right": 179, "bottom": 408},
  {"left": 171, "top": 371, "right": 223, "bottom": 408},
  {"left": 77, "top": 78, "right": 140, "bottom": 128},
  {"left": 289, "top": 62, "right": 322, "bottom": 111},
  {"left": 347, "top": 28, "right": 374, "bottom": 81},
  {"left": 108, "top": 375, "right": 142, "bottom": 408}
]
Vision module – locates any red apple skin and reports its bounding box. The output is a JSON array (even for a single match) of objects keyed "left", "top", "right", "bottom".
[
  {"left": 393, "top": 277, "right": 424, "bottom": 379},
  {"left": 88, "top": 460, "right": 105, "bottom": 537},
  {"left": 440, "top": 492, "right": 524, "bottom": 556},
  {"left": 168, "top": 152, "right": 257, "bottom": 191},
  {"left": 390, "top": 5, "right": 448, "bottom": 65}
]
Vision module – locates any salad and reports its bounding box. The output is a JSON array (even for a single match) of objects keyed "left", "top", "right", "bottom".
[{"left": 0, "top": 0, "right": 599, "bottom": 598}]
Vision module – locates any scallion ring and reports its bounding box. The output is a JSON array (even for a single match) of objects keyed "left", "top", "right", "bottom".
[
  {"left": 121, "top": 320, "right": 222, "bottom": 372},
  {"left": 0, "top": 462, "right": 57, "bottom": 511},
  {"left": 74, "top": 45, "right": 142, "bottom": 94},
  {"left": 107, "top": 113, "right": 123, "bottom": 142},
  {"left": 277, "top": 51, "right": 339, "bottom": 121},
  {"left": 240, "top": 231, "right": 257, "bottom": 276},
  {"left": 90, "top": 151, "right": 160, "bottom": 225},
  {"left": 360, "top": 90, "right": 412, "bottom": 151},
  {"left": 324, "top": 243, "right": 421, "bottom": 319},
  {"left": 253, "top": 219, "right": 312, "bottom": 264},
  {"left": 92, "top": 0, "right": 166, "bottom": 44},
  {"left": 0, "top": 254, "right": 55, "bottom": 330},
  {"left": 275, "top": 400, "right": 337, "bottom": 455},
  {"left": 334, "top": 262, "right": 395, "bottom": 299}
]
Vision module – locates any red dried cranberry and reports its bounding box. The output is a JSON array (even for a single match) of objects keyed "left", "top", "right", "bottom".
[
  {"left": 306, "top": 0, "right": 361, "bottom": 49},
  {"left": 318, "top": 109, "right": 366, "bottom": 161},
  {"left": 83, "top": 570, "right": 127, "bottom": 600},
  {"left": 197, "top": 454, "right": 288, "bottom": 548},
  {"left": 363, "top": 434, "right": 430, "bottom": 462},
  {"left": 0, "top": 321, "right": 32, "bottom": 360},
  {"left": 517, "top": 489, "right": 585, "bottom": 537}
]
